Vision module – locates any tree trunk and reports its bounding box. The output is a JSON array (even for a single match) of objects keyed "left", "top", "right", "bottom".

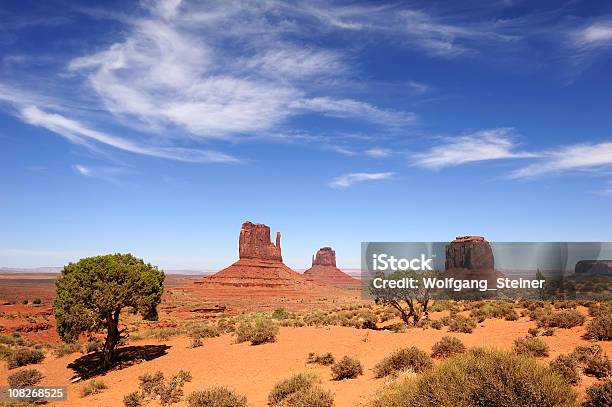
[{"left": 102, "top": 309, "right": 120, "bottom": 370}]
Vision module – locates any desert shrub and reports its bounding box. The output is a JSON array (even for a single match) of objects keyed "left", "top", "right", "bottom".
[
  {"left": 137, "top": 370, "right": 191, "bottom": 406},
  {"left": 190, "top": 337, "right": 203, "bottom": 348},
  {"left": 307, "top": 352, "right": 335, "bottom": 365},
  {"left": 513, "top": 336, "right": 549, "bottom": 357},
  {"left": 268, "top": 372, "right": 318, "bottom": 405},
  {"left": 549, "top": 310, "right": 585, "bottom": 328},
  {"left": 282, "top": 386, "right": 333, "bottom": 407},
  {"left": 584, "top": 379, "right": 612, "bottom": 407},
  {"left": 85, "top": 338, "right": 103, "bottom": 353},
  {"left": 123, "top": 391, "right": 144, "bottom": 407},
  {"left": 7, "top": 369, "right": 43, "bottom": 387},
  {"left": 542, "top": 327, "right": 555, "bottom": 336},
  {"left": 572, "top": 344, "right": 603, "bottom": 362},
  {"left": 235, "top": 318, "right": 278, "bottom": 345},
  {"left": 21, "top": 299, "right": 28, "bottom": 305},
  {"left": 430, "top": 320, "right": 443, "bottom": 330},
  {"left": 7, "top": 348, "right": 45, "bottom": 369},
  {"left": 189, "top": 324, "right": 220, "bottom": 339},
  {"left": 585, "top": 314, "right": 612, "bottom": 340},
  {"left": 505, "top": 310, "right": 520, "bottom": 321},
  {"left": 54, "top": 342, "right": 82, "bottom": 357},
  {"left": 187, "top": 387, "right": 248, "bottom": 407},
  {"left": 431, "top": 336, "right": 466, "bottom": 359},
  {"left": 331, "top": 356, "right": 363, "bottom": 380},
  {"left": 139, "top": 371, "right": 165, "bottom": 396},
  {"left": 549, "top": 354, "right": 580, "bottom": 384},
  {"left": 272, "top": 308, "right": 291, "bottom": 320},
  {"left": 448, "top": 315, "right": 477, "bottom": 333},
  {"left": 81, "top": 379, "right": 108, "bottom": 397},
  {"left": 32, "top": 298, "right": 42, "bottom": 305},
  {"left": 583, "top": 354, "right": 612, "bottom": 379},
  {"left": 374, "top": 347, "right": 432, "bottom": 378},
  {"left": 373, "top": 349, "right": 577, "bottom": 407},
  {"left": 528, "top": 327, "right": 539, "bottom": 337}
]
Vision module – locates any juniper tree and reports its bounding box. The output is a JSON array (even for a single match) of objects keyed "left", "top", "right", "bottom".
[{"left": 54, "top": 253, "right": 164, "bottom": 369}]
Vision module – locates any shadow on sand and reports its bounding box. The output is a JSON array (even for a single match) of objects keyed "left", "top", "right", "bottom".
[{"left": 68, "top": 344, "right": 171, "bottom": 380}]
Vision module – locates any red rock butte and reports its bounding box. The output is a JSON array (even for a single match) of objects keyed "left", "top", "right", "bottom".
[
  {"left": 303, "top": 247, "right": 360, "bottom": 289},
  {"left": 199, "top": 221, "right": 316, "bottom": 289}
]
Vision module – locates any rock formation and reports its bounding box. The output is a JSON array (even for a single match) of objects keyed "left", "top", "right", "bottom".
[
  {"left": 199, "top": 221, "right": 315, "bottom": 289},
  {"left": 445, "top": 236, "right": 494, "bottom": 271},
  {"left": 303, "top": 247, "right": 359, "bottom": 289},
  {"left": 575, "top": 260, "right": 612, "bottom": 276}
]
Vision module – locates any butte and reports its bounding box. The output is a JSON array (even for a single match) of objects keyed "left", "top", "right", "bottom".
[{"left": 303, "top": 247, "right": 360, "bottom": 289}]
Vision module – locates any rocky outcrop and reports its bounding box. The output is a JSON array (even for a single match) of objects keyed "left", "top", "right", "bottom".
[
  {"left": 445, "top": 236, "right": 494, "bottom": 271},
  {"left": 304, "top": 247, "right": 359, "bottom": 289},
  {"left": 239, "top": 221, "right": 282, "bottom": 261},
  {"left": 575, "top": 260, "right": 612, "bottom": 276},
  {"left": 199, "top": 221, "right": 318, "bottom": 290}
]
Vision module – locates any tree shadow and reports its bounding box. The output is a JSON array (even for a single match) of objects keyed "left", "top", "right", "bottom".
[{"left": 67, "top": 344, "right": 171, "bottom": 380}]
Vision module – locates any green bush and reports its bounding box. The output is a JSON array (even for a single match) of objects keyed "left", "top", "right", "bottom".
[
  {"left": 431, "top": 336, "right": 466, "bottom": 359},
  {"left": 307, "top": 352, "right": 335, "bottom": 365},
  {"left": 81, "top": 379, "right": 107, "bottom": 397},
  {"left": 448, "top": 315, "right": 477, "bottom": 333},
  {"left": 7, "top": 348, "right": 45, "bottom": 369},
  {"left": 187, "top": 387, "right": 248, "bottom": 407},
  {"left": 331, "top": 356, "right": 363, "bottom": 380},
  {"left": 235, "top": 318, "right": 278, "bottom": 345},
  {"left": 583, "top": 379, "right": 612, "bottom": 407},
  {"left": 374, "top": 347, "right": 432, "bottom": 378},
  {"left": 513, "top": 336, "right": 549, "bottom": 357},
  {"left": 373, "top": 349, "right": 577, "bottom": 407},
  {"left": 586, "top": 314, "right": 612, "bottom": 340},
  {"left": 7, "top": 369, "right": 43, "bottom": 387},
  {"left": 549, "top": 354, "right": 580, "bottom": 384},
  {"left": 268, "top": 373, "right": 318, "bottom": 405}
]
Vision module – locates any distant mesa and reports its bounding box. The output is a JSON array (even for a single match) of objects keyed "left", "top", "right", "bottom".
[
  {"left": 445, "top": 236, "right": 494, "bottom": 272},
  {"left": 198, "top": 221, "right": 315, "bottom": 289},
  {"left": 303, "top": 247, "right": 360, "bottom": 289},
  {"left": 575, "top": 260, "right": 612, "bottom": 276}
]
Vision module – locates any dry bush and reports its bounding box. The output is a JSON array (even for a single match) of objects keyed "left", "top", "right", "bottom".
[
  {"left": 268, "top": 372, "right": 318, "bottom": 405},
  {"left": 281, "top": 386, "right": 333, "bottom": 407},
  {"left": 542, "top": 327, "right": 555, "bottom": 336},
  {"left": 190, "top": 338, "right": 203, "bottom": 348},
  {"left": 430, "top": 320, "right": 443, "bottom": 330},
  {"left": 572, "top": 344, "right": 603, "bottom": 362},
  {"left": 189, "top": 324, "right": 220, "bottom": 340},
  {"left": 123, "top": 391, "right": 144, "bottom": 407},
  {"left": 7, "top": 348, "right": 45, "bottom": 369},
  {"left": 331, "top": 356, "right": 363, "bottom": 380},
  {"left": 586, "top": 313, "right": 612, "bottom": 341},
  {"left": 136, "top": 370, "right": 192, "bottom": 406},
  {"left": 448, "top": 315, "right": 477, "bottom": 333},
  {"left": 374, "top": 347, "right": 432, "bottom": 378},
  {"left": 81, "top": 379, "right": 108, "bottom": 397},
  {"left": 528, "top": 327, "right": 539, "bottom": 337},
  {"left": 307, "top": 352, "right": 335, "bottom": 365},
  {"left": 431, "top": 336, "right": 466, "bottom": 359},
  {"left": 373, "top": 349, "right": 577, "bottom": 407},
  {"left": 7, "top": 368, "right": 43, "bottom": 387},
  {"left": 187, "top": 387, "right": 248, "bottom": 407},
  {"left": 513, "top": 336, "right": 549, "bottom": 357},
  {"left": 583, "top": 354, "right": 612, "bottom": 379},
  {"left": 549, "top": 354, "right": 580, "bottom": 384},
  {"left": 583, "top": 379, "right": 612, "bottom": 407},
  {"left": 54, "top": 342, "right": 82, "bottom": 357},
  {"left": 235, "top": 318, "right": 278, "bottom": 345},
  {"left": 548, "top": 310, "right": 585, "bottom": 328}
]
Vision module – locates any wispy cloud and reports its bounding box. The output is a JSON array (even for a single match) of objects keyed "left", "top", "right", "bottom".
[
  {"left": 329, "top": 171, "right": 394, "bottom": 188},
  {"left": 510, "top": 141, "right": 612, "bottom": 178},
  {"left": 20, "top": 106, "right": 240, "bottom": 163},
  {"left": 572, "top": 21, "right": 612, "bottom": 49},
  {"left": 413, "top": 128, "right": 535, "bottom": 169},
  {"left": 365, "top": 147, "right": 392, "bottom": 158}
]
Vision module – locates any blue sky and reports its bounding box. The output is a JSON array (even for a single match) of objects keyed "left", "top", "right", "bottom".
[{"left": 1, "top": 0, "right": 612, "bottom": 270}]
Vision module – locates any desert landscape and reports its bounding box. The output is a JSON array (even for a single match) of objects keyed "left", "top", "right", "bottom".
[{"left": 1, "top": 222, "right": 610, "bottom": 407}]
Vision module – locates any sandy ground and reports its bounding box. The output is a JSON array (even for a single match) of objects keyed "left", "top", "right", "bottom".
[{"left": 2, "top": 314, "right": 609, "bottom": 407}]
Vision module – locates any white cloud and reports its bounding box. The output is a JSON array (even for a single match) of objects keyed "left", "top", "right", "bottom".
[
  {"left": 365, "top": 147, "right": 392, "bottom": 158},
  {"left": 510, "top": 141, "right": 612, "bottom": 178},
  {"left": 329, "top": 171, "right": 394, "bottom": 188},
  {"left": 74, "top": 164, "right": 91, "bottom": 176},
  {"left": 573, "top": 22, "right": 612, "bottom": 48},
  {"left": 413, "top": 128, "right": 535, "bottom": 169},
  {"left": 20, "top": 106, "right": 240, "bottom": 163}
]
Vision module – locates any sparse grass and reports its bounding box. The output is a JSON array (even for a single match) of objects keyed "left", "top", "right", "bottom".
[
  {"left": 187, "top": 387, "right": 248, "bottom": 407},
  {"left": 513, "top": 336, "right": 549, "bottom": 357},
  {"left": 431, "top": 336, "right": 466, "bottom": 359},
  {"left": 54, "top": 342, "right": 82, "bottom": 357},
  {"left": 373, "top": 349, "right": 577, "bottom": 407},
  {"left": 583, "top": 379, "right": 612, "bottom": 407},
  {"left": 374, "top": 347, "right": 432, "bottom": 378},
  {"left": 81, "top": 379, "right": 108, "bottom": 397},
  {"left": 307, "top": 352, "right": 335, "bottom": 365},
  {"left": 7, "top": 369, "right": 43, "bottom": 387},
  {"left": 331, "top": 356, "right": 363, "bottom": 380},
  {"left": 586, "top": 313, "right": 612, "bottom": 341}
]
